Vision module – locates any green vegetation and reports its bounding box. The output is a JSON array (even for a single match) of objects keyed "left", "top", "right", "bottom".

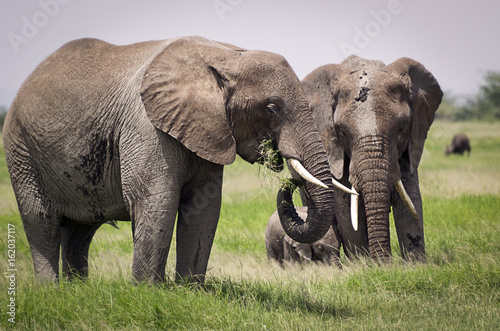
[
  {"left": 1, "top": 120, "right": 499, "bottom": 330},
  {"left": 436, "top": 71, "right": 500, "bottom": 121}
]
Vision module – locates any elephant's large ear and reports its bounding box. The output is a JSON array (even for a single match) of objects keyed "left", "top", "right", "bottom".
[
  {"left": 302, "top": 64, "right": 346, "bottom": 179},
  {"left": 387, "top": 58, "right": 443, "bottom": 173},
  {"left": 140, "top": 36, "right": 238, "bottom": 165}
]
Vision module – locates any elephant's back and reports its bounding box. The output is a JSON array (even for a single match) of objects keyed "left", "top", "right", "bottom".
[
  {"left": 10, "top": 38, "right": 171, "bottom": 124},
  {"left": 3, "top": 38, "right": 173, "bottom": 208},
  {"left": 5, "top": 38, "right": 174, "bottom": 162}
]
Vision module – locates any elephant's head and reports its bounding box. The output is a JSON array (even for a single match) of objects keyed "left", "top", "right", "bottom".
[
  {"left": 140, "top": 36, "right": 345, "bottom": 243},
  {"left": 301, "top": 56, "right": 442, "bottom": 261}
]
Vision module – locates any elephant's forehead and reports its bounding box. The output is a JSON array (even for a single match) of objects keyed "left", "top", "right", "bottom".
[
  {"left": 338, "top": 70, "right": 407, "bottom": 135},
  {"left": 350, "top": 69, "right": 399, "bottom": 86}
]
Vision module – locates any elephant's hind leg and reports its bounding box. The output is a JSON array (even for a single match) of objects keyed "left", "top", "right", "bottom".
[
  {"left": 61, "top": 223, "right": 101, "bottom": 279},
  {"left": 23, "top": 210, "right": 62, "bottom": 282},
  {"left": 8, "top": 153, "right": 62, "bottom": 281}
]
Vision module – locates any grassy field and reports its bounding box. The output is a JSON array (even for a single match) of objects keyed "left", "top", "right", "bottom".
[{"left": 1, "top": 120, "right": 499, "bottom": 330}]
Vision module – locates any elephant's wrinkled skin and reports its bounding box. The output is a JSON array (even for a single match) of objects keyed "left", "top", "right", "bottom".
[
  {"left": 265, "top": 207, "right": 340, "bottom": 266},
  {"left": 300, "top": 56, "right": 443, "bottom": 262},
  {"left": 3, "top": 36, "right": 335, "bottom": 283}
]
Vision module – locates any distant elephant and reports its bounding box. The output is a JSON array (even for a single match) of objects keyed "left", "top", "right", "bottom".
[
  {"left": 265, "top": 207, "right": 340, "bottom": 266},
  {"left": 282, "top": 55, "right": 443, "bottom": 262},
  {"left": 445, "top": 133, "right": 471, "bottom": 156},
  {"left": 3, "top": 36, "right": 356, "bottom": 283}
]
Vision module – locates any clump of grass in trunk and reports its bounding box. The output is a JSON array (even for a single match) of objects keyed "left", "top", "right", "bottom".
[
  {"left": 257, "top": 139, "right": 282, "bottom": 172},
  {"left": 256, "top": 138, "right": 306, "bottom": 205},
  {"left": 279, "top": 177, "right": 302, "bottom": 192},
  {"left": 256, "top": 139, "right": 287, "bottom": 189},
  {"left": 278, "top": 177, "right": 304, "bottom": 209}
]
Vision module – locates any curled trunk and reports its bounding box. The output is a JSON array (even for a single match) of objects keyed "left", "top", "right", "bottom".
[{"left": 277, "top": 117, "right": 335, "bottom": 243}]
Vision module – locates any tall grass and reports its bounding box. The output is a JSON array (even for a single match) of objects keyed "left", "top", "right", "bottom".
[{"left": 1, "top": 120, "right": 499, "bottom": 330}]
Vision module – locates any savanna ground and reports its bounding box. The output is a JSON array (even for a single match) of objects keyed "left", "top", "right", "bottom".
[{"left": 0, "top": 120, "right": 499, "bottom": 330}]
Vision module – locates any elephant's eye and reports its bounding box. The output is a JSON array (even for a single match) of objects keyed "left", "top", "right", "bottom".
[
  {"left": 389, "top": 83, "right": 409, "bottom": 102},
  {"left": 266, "top": 103, "right": 280, "bottom": 117}
]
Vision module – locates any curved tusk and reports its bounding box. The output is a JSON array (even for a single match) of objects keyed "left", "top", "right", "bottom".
[
  {"left": 332, "top": 178, "right": 359, "bottom": 196},
  {"left": 394, "top": 179, "right": 419, "bottom": 219},
  {"left": 288, "top": 158, "right": 328, "bottom": 189},
  {"left": 351, "top": 186, "right": 359, "bottom": 231}
]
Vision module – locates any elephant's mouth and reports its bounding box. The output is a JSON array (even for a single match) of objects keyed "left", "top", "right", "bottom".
[{"left": 257, "top": 138, "right": 284, "bottom": 172}]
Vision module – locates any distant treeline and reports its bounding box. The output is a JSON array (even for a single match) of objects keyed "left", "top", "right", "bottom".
[
  {"left": 437, "top": 71, "right": 500, "bottom": 121},
  {"left": 0, "top": 105, "right": 6, "bottom": 131},
  {"left": 1, "top": 71, "right": 499, "bottom": 129}
]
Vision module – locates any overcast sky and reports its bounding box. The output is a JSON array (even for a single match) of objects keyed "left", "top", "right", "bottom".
[{"left": 1, "top": 0, "right": 499, "bottom": 107}]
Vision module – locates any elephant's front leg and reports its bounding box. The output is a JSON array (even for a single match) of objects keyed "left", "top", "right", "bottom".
[
  {"left": 392, "top": 160, "right": 425, "bottom": 261},
  {"left": 175, "top": 165, "right": 224, "bottom": 283},
  {"left": 131, "top": 197, "right": 179, "bottom": 283}
]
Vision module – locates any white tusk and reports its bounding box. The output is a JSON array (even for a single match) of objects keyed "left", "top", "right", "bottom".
[
  {"left": 394, "top": 179, "right": 419, "bottom": 219},
  {"left": 351, "top": 186, "right": 359, "bottom": 231},
  {"left": 288, "top": 159, "right": 328, "bottom": 189},
  {"left": 332, "top": 178, "right": 359, "bottom": 196}
]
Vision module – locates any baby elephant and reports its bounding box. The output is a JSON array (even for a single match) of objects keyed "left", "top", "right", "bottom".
[
  {"left": 265, "top": 207, "right": 340, "bottom": 266},
  {"left": 445, "top": 133, "right": 471, "bottom": 156}
]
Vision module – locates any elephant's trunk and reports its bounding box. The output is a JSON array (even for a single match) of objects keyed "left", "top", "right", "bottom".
[
  {"left": 363, "top": 182, "right": 392, "bottom": 261},
  {"left": 277, "top": 114, "right": 335, "bottom": 244},
  {"left": 352, "top": 135, "right": 394, "bottom": 261}
]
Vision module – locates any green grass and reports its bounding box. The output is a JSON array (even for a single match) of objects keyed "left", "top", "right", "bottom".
[{"left": 1, "top": 120, "right": 500, "bottom": 330}]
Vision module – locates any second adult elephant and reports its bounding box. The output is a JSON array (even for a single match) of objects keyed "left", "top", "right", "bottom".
[{"left": 295, "top": 56, "right": 443, "bottom": 262}]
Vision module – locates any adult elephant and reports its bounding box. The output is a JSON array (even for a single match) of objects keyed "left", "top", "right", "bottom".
[
  {"left": 286, "top": 55, "right": 443, "bottom": 262},
  {"left": 3, "top": 36, "right": 352, "bottom": 283}
]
